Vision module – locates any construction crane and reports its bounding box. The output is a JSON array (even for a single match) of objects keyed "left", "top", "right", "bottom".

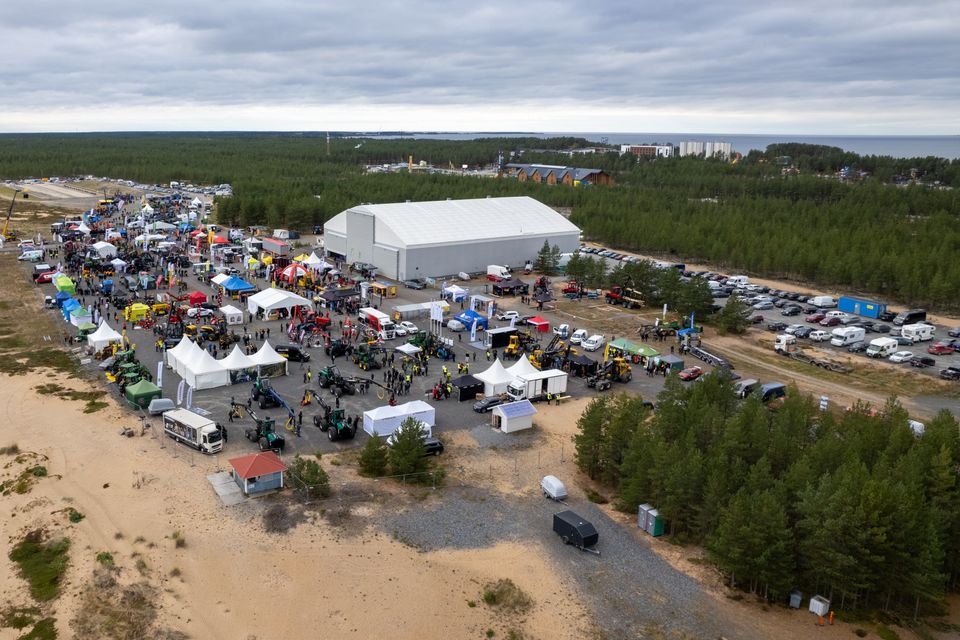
[{"left": 2, "top": 188, "right": 21, "bottom": 241}]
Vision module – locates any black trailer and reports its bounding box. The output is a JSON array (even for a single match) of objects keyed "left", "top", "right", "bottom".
[{"left": 553, "top": 510, "right": 600, "bottom": 554}]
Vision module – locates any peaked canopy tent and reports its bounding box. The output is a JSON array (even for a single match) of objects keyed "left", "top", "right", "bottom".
[
  {"left": 246, "top": 288, "right": 312, "bottom": 316},
  {"left": 454, "top": 309, "right": 488, "bottom": 330},
  {"left": 190, "top": 197, "right": 203, "bottom": 208},
  {"left": 492, "top": 278, "right": 530, "bottom": 297},
  {"left": 219, "top": 344, "right": 258, "bottom": 384},
  {"left": 474, "top": 359, "right": 515, "bottom": 396},
  {"left": 395, "top": 342, "right": 422, "bottom": 356},
  {"left": 220, "top": 276, "right": 256, "bottom": 293},
  {"left": 180, "top": 346, "right": 230, "bottom": 390},
  {"left": 211, "top": 272, "right": 231, "bottom": 287},
  {"left": 566, "top": 353, "right": 599, "bottom": 376},
  {"left": 362, "top": 400, "right": 436, "bottom": 437},
  {"left": 87, "top": 321, "right": 123, "bottom": 352},
  {"left": 303, "top": 252, "right": 333, "bottom": 271},
  {"left": 165, "top": 336, "right": 203, "bottom": 378},
  {"left": 441, "top": 284, "right": 468, "bottom": 301},
  {"left": 147, "top": 221, "right": 177, "bottom": 232},
  {"left": 110, "top": 257, "right": 127, "bottom": 273},
  {"left": 124, "top": 379, "right": 162, "bottom": 409},
  {"left": 248, "top": 341, "right": 288, "bottom": 377},
  {"left": 91, "top": 241, "right": 118, "bottom": 258},
  {"left": 54, "top": 275, "right": 76, "bottom": 295},
  {"left": 69, "top": 306, "right": 93, "bottom": 327},
  {"left": 188, "top": 291, "right": 207, "bottom": 306},
  {"left": 276, "top": 263, "right": 309, "bottom": 283},
  {"left": 451, "top": 374, "right": 483, "bottom": 401},
  {"left": 61, "top": 298, "right": 81, "bottom": 321},
  {"left": 506, "top": 357, "right": 540, "bottom": 378},
  {"left": 219, "top": 304, "right": 244, "bottom": 325},
  {"left": 526, "top": 315, "right": 550, "bottom": 332}
]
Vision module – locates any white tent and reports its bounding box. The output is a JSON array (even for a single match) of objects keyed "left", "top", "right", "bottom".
[
  {"left": 76, "top": 222, "right": 91, "bottom": 235},
  {"left": 92, "top": 241, "right": 117, "bottom": 258},
  {"left": 141, "top": 203, "right": 154, "bottom": 214},
  {"left": 87, "top": 321, "right": 123, "bottom": 351},
  {"left": 395, "top": 343, "right": 422, "bottom": 355},
  {"left": 69, "top": 306, "right": 93, "bottom": 327},
  {"left": 110, "top": 257, "right": 127, "bottom": 273},
  {"left": 442, "top": 283, "right": 468, "bottom": 301},
  {"left": 303, "top": 252, "right": 333, "bottom": 271},
  {"left": 474, "top": 359, "right": 515, "bottom": 396},
  {"left": 165, "top": 336, "right": 201, "bottom": 377},
  {"left": 181, "top": 346, "right": 230, "bottom": 390},
  {"left": 248, "top": 341, "right": 288, "bottom": 375},
  {"left": 506, "top": 357, "right": 540, "bottom": 378},
  {"left": 219, "top": 344, "right": 257, "bottom": 371},
  {"left": 219, "top": 304, "right": 244, "bottom": 325},
  {"left": 211, "top": 272, "right": 231, "bottom": 286},
  {"left": 104, "top": 229, "right": 122, "bottom": 241},
  {"left": 362, "top": 400, "right": 435, "bottom": 437},
  {"left": 190, "top": 197, "right": 203, "bottom": 208},
  {"left": 246, "top": 288, "right": 312, "bottom": 315},
  {"left": 148, "top": 221, "right": 176, "bottom": 231}
]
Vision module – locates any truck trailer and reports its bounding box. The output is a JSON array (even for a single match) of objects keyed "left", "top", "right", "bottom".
[
  {"left": 837, "top": 296, "right": 887, "bottom": 319},
  {"left": 162, "top": 408, "right": 223, "bottom": 454},
  {"left": 506, "top": 369, "right": 567, "bottom": 402},
  {"left": 358, "top": 307, "right": 397, "bottom": 340}
]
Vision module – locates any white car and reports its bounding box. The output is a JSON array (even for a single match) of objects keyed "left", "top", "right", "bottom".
[
  {"left": 447, "top": 319, "right": 465, "bottom": 332},
  {"left": 784, "top": 324, "right": 805, "bottom": 335},
  {"left": 582, "top": 334, "right": 606, "bottom": 351},
  {"left": 809, "top": 330, "right": 831, "bottom": 342},
  {"left": 399, "top": 321, "right": 419, "bottom": 334},
  {"left": 569, "top": 329, "right": 588, "bottom": 344},
  {"left": 889, "top": 351, "right": 914, "bottom": 363},
  {"left": 496, "top": 310, "right": 519, "bottom": 321},
  {"left": 393, "top": 325, "right": 407, "bottom": 337},
  {"left": 186, "top": 307, "right": 214, "bottom": 319}
]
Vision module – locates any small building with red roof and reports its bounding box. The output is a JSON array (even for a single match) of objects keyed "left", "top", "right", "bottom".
[{"left": 229, "top": 451, "right": 288, "bottom": 496}]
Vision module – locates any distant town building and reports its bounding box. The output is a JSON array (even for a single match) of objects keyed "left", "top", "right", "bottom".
[
  {"left": 679, "top": 141, "right": 732, "bottom": 160},
  {"left": 620, "top": 144, "right": 674, "bottom": 158},
  {"left": 503, "top": 163, "right": 613, "bottom": 186}
]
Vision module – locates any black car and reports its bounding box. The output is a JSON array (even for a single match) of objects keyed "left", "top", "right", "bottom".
[
  {"left": 911, "top": 356, "right": 936, "bottom": 369},
  {"left": 766, "top": 321, "right": 787, "bottom": 331},
  {"left": 773, "top": 299, "right": 788, "bottom": 308},
  {"left": 797, "top": 295, "right": 810, "bottom": 303},
  {"left": 421, "top": 437, "right": 444, "bottom": 456},
  {"left": 895, "top": 336, "right": 914, "bottom": 346},
  {"left": 794, "top": 326, "right": 814, "bottom": 339},
  {"left": 275, "top": 344, "right": 310, "bottom": 362},
  {"left": 878, "top": 311, "right": 897, "bottom": 322},
  {"left": 847, "top": 342, "right": 867, "bottom": 353},
  {"left": 940, "top": 367, "right": 960, "bottom": 381},
  {"left": 781, "top": 306, "right": 801, "bottom": 316},
  {"left": 403, "top": 278, "right": 426, "bottom": 290},
  {"left": 473, "top": 396, "right": 503, "bottom": 412},
  {"left": 875, "top": 324, "right": 892, "bottom": 334}
]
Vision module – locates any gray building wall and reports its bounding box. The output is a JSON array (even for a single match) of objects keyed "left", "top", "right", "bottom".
[
  {"left": 234, "top": 470, "right": 284, "bottom": 495},
  {"left": 345, "top": 210, "right": 375, "bottom": 264}
]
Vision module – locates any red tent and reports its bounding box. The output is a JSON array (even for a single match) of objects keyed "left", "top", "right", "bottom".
[
  {"left": 527, "top": 315, "right": 550, "bottom": 332},
  {"left": 211, "top": 235, "right": 228, "bottom": 244},
  {"left": 277, "top": 263, "right": 308, "bottom": 283},
  {"left": 188, "top": 291, "right": 207, "bottom": 305},
  {"left": 189, "top": 229, "right": 204, "bottom": 237}
]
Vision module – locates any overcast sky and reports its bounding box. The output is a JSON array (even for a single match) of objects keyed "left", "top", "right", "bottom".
[{"left": 1, "top": 0, "right": 958, "bottom": 133}]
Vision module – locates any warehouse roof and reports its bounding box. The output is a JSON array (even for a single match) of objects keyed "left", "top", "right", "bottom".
[{"left": 324, "top": 196, "right": 580, "bottom": 248}]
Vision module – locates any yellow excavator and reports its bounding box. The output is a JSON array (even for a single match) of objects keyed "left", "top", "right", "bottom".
[{"left": 2, "top": 188, "right": 21, "bottom": 241}]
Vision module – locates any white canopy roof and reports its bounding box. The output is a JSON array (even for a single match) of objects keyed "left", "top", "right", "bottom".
[
  {"left": 248, "top": 341, "right": 287, "bottom": 367},
  {"left": 148, "top": 221, "right": 176, "bottom": 231},
  {"left": 211, "top": 272, "right": 231, "bottom": 285},
  {"left": 110, "top": 258, "right": 127, "bottom": 266},
  {"left": 92, "top": 241, "right": 117, "bottom": 257},
  {"left": 191, "top": 197, "right": 203, "bottom": 207},
  {"left": 474, "top": 359, "right": 515, "bottom": 396},
  {"left": 246, "top": 288, "right": 312, "bottom": 315},
  {"left": 76, "top": 222, "right": 91, "bottom": 235},
  {"left": 219, "top": 304, "right": 243, "bottom": 318},
  {"left": 395, "top": 343, "right": 422, "bottom": 355},
  {"left": 182, "top": 346, "right": 230, "bottom": 390},
  {"left": 363, "top": 400, "right": 435, "bottom": 437},
  {"left": 219, "top": 344, "right": 257, "bottom": 371},
  {"left": 87, "top": 321, "right": 123, "bottom": 351},
  {"left": 165, "top": 336, "right": 202, "bottom": 377},
  {"left": 141, "top": 204, "right": 154, "bottom": 214},
  {"left": 507, "top": 357, "right": 540, "bottom": 378},
  {"left": 303, "top": 252, "right": 333, "bottom": 271}
]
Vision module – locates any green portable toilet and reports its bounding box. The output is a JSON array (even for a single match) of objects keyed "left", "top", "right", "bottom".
[{"left": 645, "top": 508, "right": 665, "bottom": 537}]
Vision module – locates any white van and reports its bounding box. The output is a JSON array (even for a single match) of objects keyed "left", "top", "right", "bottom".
[
  {"left": 866, "top": 337, "right": 899, "bottom": 358},
  {"left": 18, "top": 250, "right": 43, "bottom": 262},
  {"left": 825, "top": 310, "right": 849, "bottom": 320},
  {"left": 725, "top": 275, "right": 749, "bottom": 287},
  {"left": 569, "top": 329, "right": 588, "bottom": 345},
  {"left": 830, "top": 326, "right": 865, "bottom": 347},
  {"left": 901, "top": 323, "right": 935, "bottom": 342},
  {"left": 582, "top": 334, "right": 606, "bottom": 351},
  {"left": 809, "top": 296, "right": 836, "bottom": 308}
]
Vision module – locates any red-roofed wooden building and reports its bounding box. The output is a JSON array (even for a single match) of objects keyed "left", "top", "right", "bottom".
[{"left": 229, "top": 451, "right": 288, "bottom": 496}]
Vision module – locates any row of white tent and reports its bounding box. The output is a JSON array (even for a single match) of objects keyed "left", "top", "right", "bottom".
[
  {"left": 473, "top": 356, "right": 550, "bottom": 396},
  {"left": 164, "top": 336, "right": 288, "bottom": 390}
]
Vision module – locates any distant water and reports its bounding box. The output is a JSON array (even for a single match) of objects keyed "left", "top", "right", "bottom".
[{"left": 356, "top": 132, "right": 960, "bottom": 160}]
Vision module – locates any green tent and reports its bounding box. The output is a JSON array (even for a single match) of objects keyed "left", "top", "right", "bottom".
[
  {"left": 605, "top": 337, "right": 659, "bottom": 359},
  {"left": 124, "top": 379, "right": 161, "bottom": 409},
  {"left": 54, "top": 275, "right": 76, "bottom": 295}
]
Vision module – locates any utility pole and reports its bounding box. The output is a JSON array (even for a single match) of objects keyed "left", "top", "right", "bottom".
[{"left": 326, "top": 131, "right": 330, "bottom": 157}]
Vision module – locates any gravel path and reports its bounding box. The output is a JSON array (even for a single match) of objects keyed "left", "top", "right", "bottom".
[{"left": 381, "top": 488, "right": 750, "bottom": 639}]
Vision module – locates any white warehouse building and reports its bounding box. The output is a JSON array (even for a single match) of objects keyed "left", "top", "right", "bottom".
[{"left": 323, "top": 196, "right": 581, "bottom": 280}]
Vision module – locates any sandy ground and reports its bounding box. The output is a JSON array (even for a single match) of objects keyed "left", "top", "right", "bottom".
[{"left": 0, "top": 372, "right": 594, "bottom": 640}]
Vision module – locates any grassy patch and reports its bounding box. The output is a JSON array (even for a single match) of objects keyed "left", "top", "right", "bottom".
[
  {"left": 32, "top": 385, "right": 107, "bottom": 413},
  {"left": 19, "top": 617, "right": 57, "bottom": 640},
  {"left": 481, "top": 579, "right": 532, "bottom": 613},
  {"left": 585, "top": 488, "right": 609, "bottom": 504},
  {"left": 0, "top": 443, "right": 19, "bottom": 455},
  {"left": 135, "top": 557, "right": 149, "bottom": 576},
  {"left": 876, "top": 625, "right": 901, "bottom": 640},
  {"left": 70, "top": 567, "right": 172, "bottom": 640},
  {"left": 67, "top": 508, "right": 84, "bottom": 523},
  {"left": 9, "top": 530, "right": 70, "bottom": 602},
  {"left": 171, "top": 530, "right": 186, "bottom": 548},
  {"left": 1, "top": 606, "right": 41, "bottom": 629},
  {"left": 95, "top": 552, "right": 114, "bottom": 567}
]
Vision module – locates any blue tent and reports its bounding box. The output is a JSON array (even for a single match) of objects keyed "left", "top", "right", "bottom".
[
  {"left": 222, "top": 276, "right": 256, "bottom": 293},
  {"left": 62, "top": 298, "right": 81, "bottom": 321},
  {"left": 54, "top": 291, "right": 71, "bottom": 307},
  {"left": 454, "top": 309, "right": 488, "bottom": 330}
]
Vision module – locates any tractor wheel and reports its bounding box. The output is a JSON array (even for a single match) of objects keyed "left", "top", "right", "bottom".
[
  {"left": 623, "top": 373, "right": 632, "bottom": 382},
  {"left": 346, "top": 426, "right": 356, "bottom": 440},
  {"left": 258, "top": 437, "right": 269, "bottom": 451},
  {"left": 312, "top": 415, "right": 322, "bottom": 429},
  {"left": 328, "top": 427, "right": 338, "bottom": 442},
  {"left": 259, "top": 399, "right": 267, "bottom": 409}
]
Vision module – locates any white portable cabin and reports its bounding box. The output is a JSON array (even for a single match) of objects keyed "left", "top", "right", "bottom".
[
  {"left": 830, "top": 326, "right": 865, "bottom": 347},
  {"left": 901, "top": 323, "right": 935, "bottom": 342}
]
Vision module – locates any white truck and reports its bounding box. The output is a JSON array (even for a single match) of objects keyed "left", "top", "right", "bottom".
[
  {"left": 506, "top": 369, "right": 568, "bottom": 402},
  {"left": 725, "top": 275, "right": 749, "bottom": 287},
  {"left": 830, "top": 326, "right": 865, "bottom": 347},
  {"left": 901, "top": 323, "right": 935, "bottom": 342},
  {"left": 358, "top": 307, "right": 397, "bottom": 340},
  {"left": 162, "top": 408, "right": 223, "bottom": 454},
  {"left": 486, "top": 265, "right": 512, "bottom": 281},
  {"left": 866, "top": 337, "right": 899, "bottom": 359},
  {"left": 809, "top": 295, "right": 837, "bottom": 308}
]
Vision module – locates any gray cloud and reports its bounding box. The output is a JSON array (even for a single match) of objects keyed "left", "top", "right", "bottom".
[{"left": 0, "top": 0, "right": 957, "bottom": 131}]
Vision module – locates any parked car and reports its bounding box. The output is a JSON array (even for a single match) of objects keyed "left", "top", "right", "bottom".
[
  {"left": 753, "top": 301, "right": 774, "bottom": 310},
  {"left": 911, "top": 356, "right": 936, "bottom": 369},
  {"left": 582, "top": 335, "right": 606, "bottom": 352},
  {"left": 874, "top": 324, "right": 892, "bottom": 334},
  {"left": 940, "top": 367, "right": 960, "bottom": 381},
  {"left": 794, "top": 326, "right": 814, "bottom": 339},
  {"left": 393, "top": 325, "right": 408, "bottom": 337},
  {"left": 473, "top": 396, "right": 503, "bottom": 413},
  {"left": 569, "top": 329, "right": 588, "bottom": 344},
  {"left": 889, "top": 351, "right": 914, "bottom": 363},
  {"left": 848, "top": 341, "right": 868, "bottom": 353},
  {"left": 784, "top": 324, "right": 805, "bottom": 335},
  {"left": 781, "top": 305, "right": 802, "bottom": 316},
  {"left": 678, "top": 366, "right": 704, "bottom": 381},
  {"left": 928, "top": 343, "right": 956, "bottom": 355},
  {"left": 420, "top": 437, "right": 445, "bottom": 456},
  {"left": 809, "top": 330, "right": 831, "bottom": 342},
  {"left": 402, "top": 278, "right": 426, "bottom": 290},
  {"left": 895, "top": 336, "right": 914, "bottom": 346},
  {"left": 496, "top": 310, "right": 519, "bottom": 321},
  {"left": 766, "top": 321, "right": 787, "bottom": 331},
  {"left": 819, "top": 316, "right": 841, "bottom": 327},
  {"left": 186, "top": 307, "right": 215, "bottom": 319},
  {"left": 447, "top": 319, "right": 465, "bottom": 332},
  {"left": 948, "top": 327, "right": 960, "bottom": 338},
  {"left": 749, "top": 314, "right": 765, "bottom": 324},
  {"left": 399, "top": 321, "right": 419, "bottom": 335},
  {"left": 806, "top": 312, "right": 826, "bottom": 323}
]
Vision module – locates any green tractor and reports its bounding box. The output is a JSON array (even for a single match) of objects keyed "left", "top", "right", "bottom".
[
  {"left": 244, "top": 410, "right": 285, "bottom": 451},
  {"left": 352, "top": 344, "right": 384, "bottom": 371},
  {"left": 312, "top": 397, "right": 356, "bottom": 442},
  {"left": 317, "top": 365, "right": 357, "bottom": 395}
]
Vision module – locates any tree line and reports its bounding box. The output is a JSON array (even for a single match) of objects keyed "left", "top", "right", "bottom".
[
  {"left": 0, "top": 134, "right": 958, "bottom": 309},
  {"left": 574, "top": 381, "right": 960, "bottom": 615}
]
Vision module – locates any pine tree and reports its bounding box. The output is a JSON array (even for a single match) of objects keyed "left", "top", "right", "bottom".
[
  {"left": 357, "top": 433, "right": 389, "bottom": 477},
  {"left": 533, "top": 240, "right": 553, "bottom": 274},
  {"left": 388, "top": 418, "right": 429, "bottom": 477},
  {"left": 715, "top": 294, "right": 750, "bottom": 335},
  {"left": 574, "top": 396, "right": 609, "bottom": 480}
]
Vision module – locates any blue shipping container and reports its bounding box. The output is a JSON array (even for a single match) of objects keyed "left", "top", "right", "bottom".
[{"left": 837, "top": 296, "right": 886, "bottom": 319}]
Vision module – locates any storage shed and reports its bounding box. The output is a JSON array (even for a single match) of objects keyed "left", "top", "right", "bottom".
[
  {"left": 229, "top": 451, "right": 288, "bottom": 496},
  {"left": 491, "top": 400, "right": 537, "bottom": 433}
]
